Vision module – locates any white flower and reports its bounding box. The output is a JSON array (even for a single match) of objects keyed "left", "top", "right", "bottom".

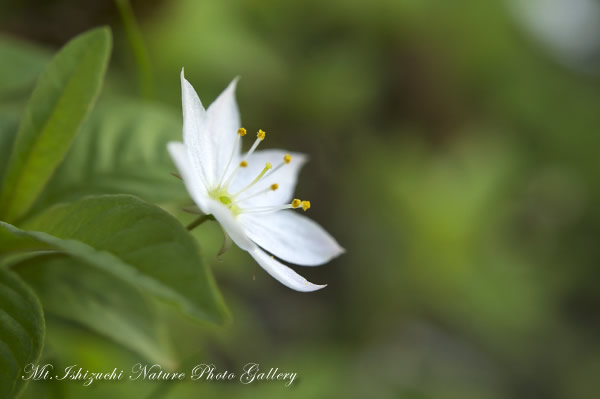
[{"left": 168, "top": 69, "right": 344, "bottom": 292}]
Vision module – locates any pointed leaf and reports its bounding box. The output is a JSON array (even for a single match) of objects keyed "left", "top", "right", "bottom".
[
  {"left": 0, "top": 195, "right": 228, "bottom": 323},
  {"left": 0, "top": 27, "right": 112, "bottom": 222}
]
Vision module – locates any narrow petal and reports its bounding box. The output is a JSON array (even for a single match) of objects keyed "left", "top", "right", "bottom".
[
  {"left": 228, "top": 149, "right": 307, "bottom": 207},
  {"left": 167, "top": 142, "right": 209, "bottom": 214},
  {"left": 207, "top": 77, "right": 242, "bottom": 181},
  {"left": 249, "top": 247, "right": 327, "bottom": 292},
  {"left": 241, "top": 211, "right": 345, "bottom": 266},
  {"left": 181, "top": 68, "right": 216, "bottom": 188},
  {"left": 205, "top": 198, "right": 256, "bottom": 251}
]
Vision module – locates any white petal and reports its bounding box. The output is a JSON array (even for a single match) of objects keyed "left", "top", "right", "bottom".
[
  {"left": 207, "top": 78, "right": 242, "bottom": 182},
  {"left": 249, "top": 247, "right": 326, "bottom": 292},
  {"left": 167, "top": 141, "right": 209, "bottom": 214},
  {"left": 241, "top": 211, "right": 344, "bottom": 266},
  {"left": 205, "top": 198, "right": 256, "bottom": 251},
  {"left": 180, "top": 68, "right": 216, "bottom": 188},
  {"left": 228, "top": 149, "right": 307, "bottom": 207}
]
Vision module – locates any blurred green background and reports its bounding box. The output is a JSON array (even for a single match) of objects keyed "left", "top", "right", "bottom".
[{"left": 2, "top": 0, "right": 600, "bottom": 398}]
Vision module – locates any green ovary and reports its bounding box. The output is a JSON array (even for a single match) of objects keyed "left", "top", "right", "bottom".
[
  {"left": 210, "top": 189, "right": 241, "bottom": 216},
  {"left": 219, "top": 196, "right": 232, "bottom": 205}
]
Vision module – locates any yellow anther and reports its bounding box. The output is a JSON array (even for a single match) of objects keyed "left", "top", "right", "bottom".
[
  {"left": 270, "top": 183, "right": 279, "bottom": 191},
  {"left": 301, "top": 201, "right": 311, "bottom": 211},
  {"left": 291, "top": 199, "right": 302, "bottom": 208},
  {"left": 237, "top": 127, "right": 247, "bottom": 136},
  {"left": 284, "top": 154, "right": 292, "bottom": 164},
  {"left": 240, "top": 161, "right": 248, "bottom": 168},
  {"left": 265, "top": 162, "right": 272, "bottom": 170},
  {"left": 257, "top": 129, "right": 266, "bottom": 140}
]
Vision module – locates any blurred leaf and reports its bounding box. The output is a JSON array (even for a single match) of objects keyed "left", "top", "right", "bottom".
[
  {"left": 0, "top": 106, "right": 21, "bottom": 184},
  {"left": 145, "top": 0, "right": 286, "bottom": 107},
  {"left": 15, "top": 254, "right": 176, "bottom": 367},
  {"left": 0, "top": 35, "right": 49, "bottom": 99},
  {"left": 114, "top": 0, "right": 156, "bottom": 99},
  {"left": 34, "top": 97, "right": 186, "bottom": 210},
  {"left": 22, "top": 319, "right": 159, "bottom": 399},
  {"left": 0, "top": 195, "right": 228, "bottom": 324},
  {"left": 0, "top": 27, "right": 112, "bottom": 223},
  {"left": 0, "top": 268, "right": 45, "bottom": 399}
]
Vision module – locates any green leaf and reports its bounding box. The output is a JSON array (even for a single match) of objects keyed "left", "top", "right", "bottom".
[
  {"left": 0, "top": 268, "right": 45, "bottom": 399},
  {"left": 0, "top": 35, "right": 50, "bottom": 99},
  {"left": 0, "top": 106, "right": 21, "bottom": 184},
  {"left": 14, "top": 254, "right": 176, "bottom": 367},
  {"left": 0, "top": 27, "right": 112, "bottom": 223},
  {"left": 0, "top": 195, "right": 229, "bottom": 324},
  {"left": 33, "top": 97, "right": 187, "bottom": 210}
]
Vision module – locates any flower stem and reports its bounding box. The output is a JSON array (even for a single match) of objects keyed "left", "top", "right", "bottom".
[
  {"left": 114, "top": 0, "right": 155, "bottom": 99},
  {"left": 186, "top": 214, "right": 214, "bottom": 231}
]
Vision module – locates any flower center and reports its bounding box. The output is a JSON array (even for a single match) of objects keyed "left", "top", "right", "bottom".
[
  {"left": 219, "top": 196, "right": 233, "bottom": 205},
  {"left": 209, "top": 187, "right": 241, "bottom": 215}
]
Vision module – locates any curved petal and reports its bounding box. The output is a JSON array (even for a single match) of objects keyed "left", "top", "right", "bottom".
[
  {"left": 249, "top": 247, "right": 326, "bottom": 292},
  {"left": 181, "top": 68, "right": 216, "bottom": 188},
  {"left": 207, "top": 77, "right": 242, "bottom": 183},
  {"left": 241, "top": 210, "right": 345, "bottom": 266},
  {"left": 228, "top": 149, "right": 307, "bottom": 207},
  {"left": 167, "top": 141, "right": 209, "bottom": 214},
  {"left": 205, "top": 198, "right": 256, "bottom": 251}
]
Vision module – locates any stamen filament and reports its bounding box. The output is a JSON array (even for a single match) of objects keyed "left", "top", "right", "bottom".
[
  {"left": 239, "top": 198, "right": 302, "bottom": 214},
  {"left": 232, "top": 183, "right": 278, "bottom": 205},
  {"left": 233, "top": 163, "right": 272, "bottom": 197},
  {"left": 217, "top": 128, "right": 247, "bottom": 190},
  {"left": 267, "top": 162, "right": 285, "bottom": 176},
  {"left": 266, "top": 154, "right": 291, "bottom": 178},
  {"left": 247, "top": 138, "right": 261, "bottom": 157},
  {"left": 240, "top": 204, "right": 296, "bottom": 214},
  {"left": 241, "top": 129, "right": 267, "bottom": 162},
  {"left": 222, "top": 129, "right": 267, "bottom": 190},
  {"left": 222, "top": 160, "right": 248, "bottom": 190},
  {"left": 217, "top": 135, "right": 241, "bottom": 189}
]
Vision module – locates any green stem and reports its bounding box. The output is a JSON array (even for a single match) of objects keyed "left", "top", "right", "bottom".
[
  {"left": 186, "top": 214, "right": 214, "bottom": 231},
  {"left": 114, "top": 0, "right": 155, "bottom": 99}
]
